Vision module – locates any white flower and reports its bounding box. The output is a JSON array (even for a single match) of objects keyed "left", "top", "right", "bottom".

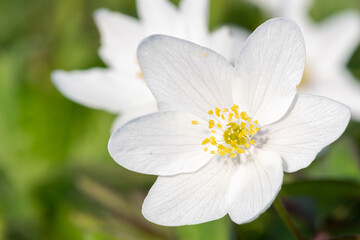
[
  {"left": 249, "top": 0, "right": 360, "bottom": 120},
  {"left": 108, "top": 18, "right": 350, "bottom": 226},
  {"left": 51, "top": 0, "right": 249, "bottom": 132}
]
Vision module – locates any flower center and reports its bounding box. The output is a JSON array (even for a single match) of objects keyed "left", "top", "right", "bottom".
[{"left": 193, "top": 105, "right": 260, "bottom": 158}]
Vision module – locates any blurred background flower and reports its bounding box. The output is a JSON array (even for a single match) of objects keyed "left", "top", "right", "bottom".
[
  {"left": 249, "top": 0, "right": 360, "bottom": 120},
  {"left": 0, "top": 0, "right": 359, "bottom": 239},
  {"left": 51, "top": 0, "right": 248, "bottom": 132}
]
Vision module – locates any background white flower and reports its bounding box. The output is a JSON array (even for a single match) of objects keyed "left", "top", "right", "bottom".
[
  {"left": 51, "top": 0, "right": 249, "bottom": 132},
  {"left": 248, "top": 0, "right": 360, "bottom": 120},
  {"left": 108, "top": 18, "right": 350, "bottom": 226}
]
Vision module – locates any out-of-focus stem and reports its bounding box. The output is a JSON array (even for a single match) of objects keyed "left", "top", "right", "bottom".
[
  {"left": 77, "top": 176, "right": 175, "bottom": 240},
  {"left": 273, "top": 197, "right": 306, "bottom": 240}
]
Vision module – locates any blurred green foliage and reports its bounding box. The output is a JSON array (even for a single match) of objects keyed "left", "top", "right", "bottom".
[{"left": 0, "top": 0, "right": 359, "bottom": 239}]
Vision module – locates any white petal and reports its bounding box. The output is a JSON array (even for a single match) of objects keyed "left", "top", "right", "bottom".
[
  {"left": 110, "top": 102, "right": 157, "bottom": 133},
  {"left": 210, "top": 25, "right": 249, "bottom": 65},
  {"left": 136, "top": 0, "right": 181, "bottom": 36},
  {"left": 316, "top": 11, "right": 360, "bottom": 67},
  {"left": 280, "top": 0, "right": 312, "bottom": 25},
  {"left": 137, "top": 35, "right": 235, "bottom": 120},
  {"left": 108, "top": 111, "right": 212, "bottom": 176},
  {"left": 299, "top": 69, "right": 360, "bottom": 122},
  {"left": 322, "top": 78, "right": 360, "bottom": 121},
  {"left": 179, "top": 0, "right": 209, "bottom": 45},
  {"left": 248, "top": 0, "right": 283, "bottom": 15},
  {"left": 233, "top": 18, "right": 306, "bottom": 125},
  {"left": 262, "top": 94, "right": 350, "bottom": 173},
  {"left": 94, "top": 8, "right": 143, "bottom": 71},
  {"left": 142, "top": 156, "right": 234, "bottom": 226},
  {"left": 227, "top": 149, "right": 283, "bottom": 224},
  {"left": 51, "top": 68, "right": 154, "bottom": 113}
]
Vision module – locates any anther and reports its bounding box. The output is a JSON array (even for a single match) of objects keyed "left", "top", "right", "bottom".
[{"left": 192, "top": 120, "right": 199, "bottom": 125}]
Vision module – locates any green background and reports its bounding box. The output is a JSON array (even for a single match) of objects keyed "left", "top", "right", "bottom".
[{"left": 0, "top": 0, "right": 359, "bottom": 239}]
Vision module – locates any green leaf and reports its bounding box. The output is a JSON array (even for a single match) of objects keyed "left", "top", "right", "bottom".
[
  {"left": 305, "top": 138, "right": 360, "bottom": 182},
  {"left": 280, "top": 179, "right": 360, "bottom": 200}
]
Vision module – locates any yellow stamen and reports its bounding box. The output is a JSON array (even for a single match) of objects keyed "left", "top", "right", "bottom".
[
  {"left": 191, "top": 120, "right": 199, "bottom": 125},
  {"left": 202, "top": 138, "right": 210, "bottom": 145},
  {"left": 215, "top": 108, "right": 221, "bottom": 117},
  {"left": 209, "top": 120, "right": 215, "bottom": 129},
  {"left": 209, "top": 136, "right": 217, "bottom": 145},
  {"left": 198, "top": 105, "right": 260, "bottom": 158}
]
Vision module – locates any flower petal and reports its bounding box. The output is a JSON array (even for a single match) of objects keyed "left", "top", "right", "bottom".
[
  {"left": 210, "top": 25, "right": 249, "bottom": 65},
  {"left": 309, "top": 76, "right": 360, "bottom": 121},
  {"left": 233, "top": 18, "right": 305, "bottom": 125},
  {"left": 248, "top": 0, "right": 284, "bottom": 15},
  {"left": 94, "top": 8, "right": 143, "bottom": 70},
  {"left": 51, "top": 68, "right": 154, "bottom": 113},
  {"left": 227, "top": 149, "right": 283, "bottom": 224},
  {"left": 262, "top": 94, "right": 350, "bottom": 173},
  {"left": 108, "top": 111, "right": 212, "bottom": 176},
  {"left": 316, "top": 11, "right": 360, "bottom": 67},
  {"left": 179, "top": 0, "right": 209, "bottom": 45},
  {"left": 280, "top": 0, "right": 312, "bottom": 26},
  {"left": 136, "top": 0, "right": 181, "bottom": 36},
  {"left": 137, "top": 35, "right": 235, "bottom": 121},
  {"left": 142, "top": 156, "right": 234, "bottom": 226},
  {"left": 110, "top": 102, "right": 157, "bottom": 133}
]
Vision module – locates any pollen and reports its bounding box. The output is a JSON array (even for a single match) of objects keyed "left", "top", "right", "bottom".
[
  {"left": 202, "top": 138, "right": 210, "bottom": 145},
  {"left": 215, "top": 108, "right": 221, "bottom": 117},
  {"left": 209, "top": 120, "right": 215, "bottom": 129},
  {"left": 191, "top": 120, "right": 199, "bottom": 125},
  {"left": 193, "top": 105, "right": 260, "bottom": 158}
]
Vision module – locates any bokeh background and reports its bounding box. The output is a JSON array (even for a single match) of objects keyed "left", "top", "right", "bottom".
[{"left": 0, "top": 0, "right": 360, "bottom": 239}]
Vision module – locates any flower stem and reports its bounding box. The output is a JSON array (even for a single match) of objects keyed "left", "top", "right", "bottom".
[{"left": 273, "top": 197, "right": 306, "bottom": 240}]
